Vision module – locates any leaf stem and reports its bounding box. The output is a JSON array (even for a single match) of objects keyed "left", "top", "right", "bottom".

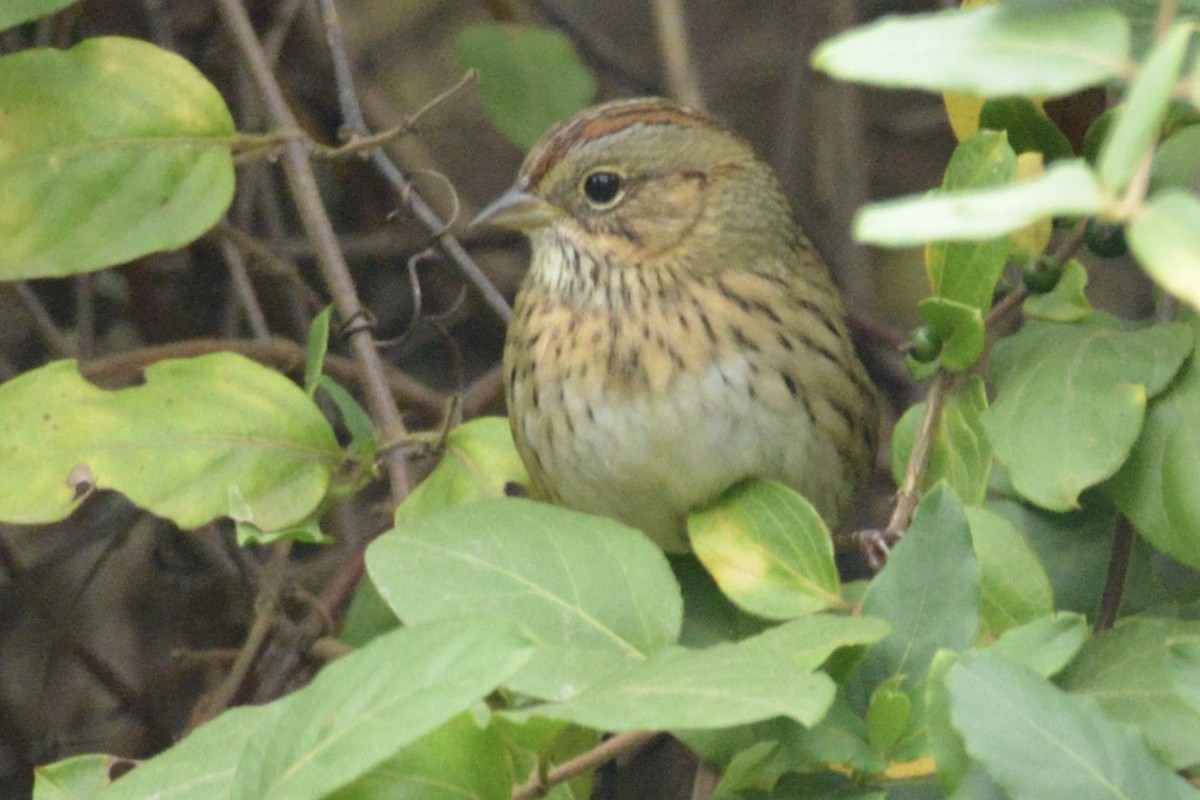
[
  {"left": 1094, "top": 515, "right": 1134, "bottom": 632},
  {"left": 511, "top": 730, "right": 661, "bottom": 799},
  {"left": 887, "top": 369, "right": 950, "bottom": 536}
]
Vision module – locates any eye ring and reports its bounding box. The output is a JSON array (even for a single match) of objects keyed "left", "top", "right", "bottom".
[{"left": 581, "top": 170, "right": 624, "bottom": 208}]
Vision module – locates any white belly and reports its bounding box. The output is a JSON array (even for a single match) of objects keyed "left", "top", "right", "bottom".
[{"left": 516, "top": 353, "right": 837, "bottom": 551}]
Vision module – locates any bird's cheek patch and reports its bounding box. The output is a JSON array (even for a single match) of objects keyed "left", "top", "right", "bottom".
[{"left": 624, "top": 172, "right": 708, "bottom": 253}]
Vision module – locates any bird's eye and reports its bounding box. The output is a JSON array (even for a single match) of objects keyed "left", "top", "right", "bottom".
[{"left": 582, "top": 171, "right": 623, "bottom": 207}]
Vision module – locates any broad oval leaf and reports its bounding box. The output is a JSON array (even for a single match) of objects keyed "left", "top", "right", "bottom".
[
  {"left": 855, "top": 160, "right": 1105, "bottom": 246},
  {"left": 1128, "top": 190, "right": 1200, "bottom": 313},
  {"left": 1149, "top": 124, "right": 1200, "bottom": 195},
  {"left": 393, "top": 416, "right": 530, "bottom": 526},
  {"left": 688, "top": 480, "right": 842, "bottom": 621},
  {"left": 518, "top": 614, "right": 889, "bottom": 732},
  {"left": 983, "top": 314, "right": 1193, "bottom": 512},
  {"left": 812, "top": 5, "right": 1129, "bottom": 98},
  {"left": 948, "top": 651, "right": 1200, "bottom": 800},
  {"left": 979, "top": 97, "right": 1074, "bottom": 162},
  {"left": 457, "top": 24, "right": 595, "bottom": 149},
  {"left": 366, "top": 498, "right": 682, "bottom": 700},
  {"left": 990, "top": 612, "right": 1089, "bottom": 678},
  {"left": 326, "top": 711, "right": 512, "bottom": 800},
  {"left": 104, "top": 703, "right": 281, "bottom": 800},
  {"left": 925, "top": 131, "right": 1015, "bottom": 313},
  {"left": 1109, "top": 315, "right": 1200, "bottom": 571},
  {"left": 1059, "top": 617, "right": 1200, "bottom": 770},
  {"left": 230, "top": 618, "right": 534, "bottom": 800},
  {"left": 1097, "top": 23, "right": 1193, "bottom": 191},
  {"left": 33, "top": 754, "right": 113, "bottom": 800},
  {"left": 0, "top": 354, "right": 340, "bottom": 530},
  {"left": 0, "top": 37, "right": 235, "bottom": 277},
  {"left": 966, "top": 506, "right": 1054, "bottom": 638}
]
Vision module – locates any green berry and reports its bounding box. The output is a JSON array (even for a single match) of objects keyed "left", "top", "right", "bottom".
[
  {"left": 1023, "top": 257, "right": 1064, "bottom": 294},
  {"left": 907, "top": 326, "right": 941, "bottom": 363},
  {"left": 1085, "top": 219, "right": 1128, "bottom": 258}
]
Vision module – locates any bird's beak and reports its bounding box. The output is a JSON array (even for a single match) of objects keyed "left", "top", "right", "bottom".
[{"left": 471, "top": 178, "right": 560, "bottom": 231}]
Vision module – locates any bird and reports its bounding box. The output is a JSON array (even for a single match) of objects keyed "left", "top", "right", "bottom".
[{"left": 473, "top": 97, "right": 878, "bottom": 552}]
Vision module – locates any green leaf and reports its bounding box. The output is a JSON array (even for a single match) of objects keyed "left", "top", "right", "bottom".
[
  {"left": 847, "top": 487, "right": 980, "bottom": 707},
  {"left": 1150, "top": 123, "right": 1200, "bottom": 194},
  {"left": 1059, "top": 617, "right": 1200, "bottom": 770},
  {"left": 926, "top": 132, "right": 1016, "bottom": 312},
  {"left": 925, "top": 650, "right": 992, "bottom": 798},
  {"left": 917, "top": 297, "right": 985, "bottom": 371},
  {"left": 304, "top": 307, "right": 332, "bottom": 397},
  {"left": 230, "top": 618, "right": 535, "bottom": 800},
  {"left": 688, "top": 480, "right": 842, "bottom": 621},
  {"left": 366, "top": 498, "right": 681, "bottom": 700},
  {"left": 1023, "top": 259, "right": 1093, "bottom": 322},
  {"left": 457, "top": 24, "right": 595, "bottom": 149},
  {"left": 1, "top": 0, "right": 80, "bottom": 30},
  {"left": 982, "top": 314, "right": 1193, "bottom": 511},
  {"left": 990, "top": 613, "right": 1088, "bottom": 678},
  {"left": 966, "top": 507, "right": 1054, "bottom": 638},
  {"left": 671, "top": 554, "right": 772, "bottom": 648},
  {"left": 855, "top": 160, "right": 1105, "bottom": 246},
  {"left": 1128, "top": 190, "right": 1200, "bottom": 312},
  {"left": 234, "top": 513, "right": 332, "bottom": 547},
  {"left": 327, "top": 710, "right": 512, "bottom": 800},
  {"left": 1097, "top": 23, "right": 1193, "bottom": 191},
  {"left": 711, "top": 740, "right": 782, "bottom": 797},
  {"left": 890, "top": 376, "right": 992, "bottom": 505},
  {"left": 0, "top": 38, "right": 234, "bottom": 277},
  {"left": 316, "top": 376, "right": 377, "bottom": 462},
  {"left": 519, "top": 615, "right": 888, "bottom": 731},
  {"left": 812, "top": 4, "right": 1128, "bottom": 97},
  {"left": 979, "top": 98, "right": 1075, "bottom": 162},
  {"left": 1108, "top": 316, "right": 1200, "bottom": 571},
  {"left": 947, "top": 651, "right": 1200, "bottom": 800},
  {"left": 33, "top": 754, "right": 112, "bottom": 800},
  {"left": 106, "top": 703, "right": 281, "bottom": 800},
  {"left": 1172, "top": 638, "right": 1200, "bottom": 719},
  {"left": 774, "top": 691, "right": 886, "bottom": 779},
  {"left": 865, "top": 680, "right": 911, "bottom": 753},
  {"left": 392, "top": 417, "right": 528, "bottom": 526},
  {"left": 0, "top": 354, "right": 340, "bottom": 530}
]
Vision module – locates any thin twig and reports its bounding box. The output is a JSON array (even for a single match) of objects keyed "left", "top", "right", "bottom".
[
  {"left": 887, "top": 369, "right": 950, "bottom": 535},
  {"left": 215, "top": 0, "right": 412, "bottom": 500},
  {"left": 650, "top": 0, "right": 704, "bottom": 109},
  {"left": 460, "top": 361, "right": 506, "bottom": 416},
  {"left": 1094, "top": 516, "right": 1135, "bottom": 632},
  {"left": 218, "top": 234, "right": 272, "bottom": 339},
  {"left": 74, "top": 274, "right": 95, "bottom": 360},
  {"left": 188, "top": 541, "right": 292, "bottom": 728},
  {"left": 511, "top": 730, "right": 660, "bottom": 799},
  {"left": 313, "top": 0, "right": 512, "bottom": 323},
  {"left": 212, "top": 222, "right": 325, "bottom": 310},
  {"left": 691, "top": 762, "right": 719, "bottom": 800},
  {"left": 12, "top": 282, "right": 75, "bottom": 357},
  {"left": 317, "top": 71, "right": 478, "bottom": 159}
]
